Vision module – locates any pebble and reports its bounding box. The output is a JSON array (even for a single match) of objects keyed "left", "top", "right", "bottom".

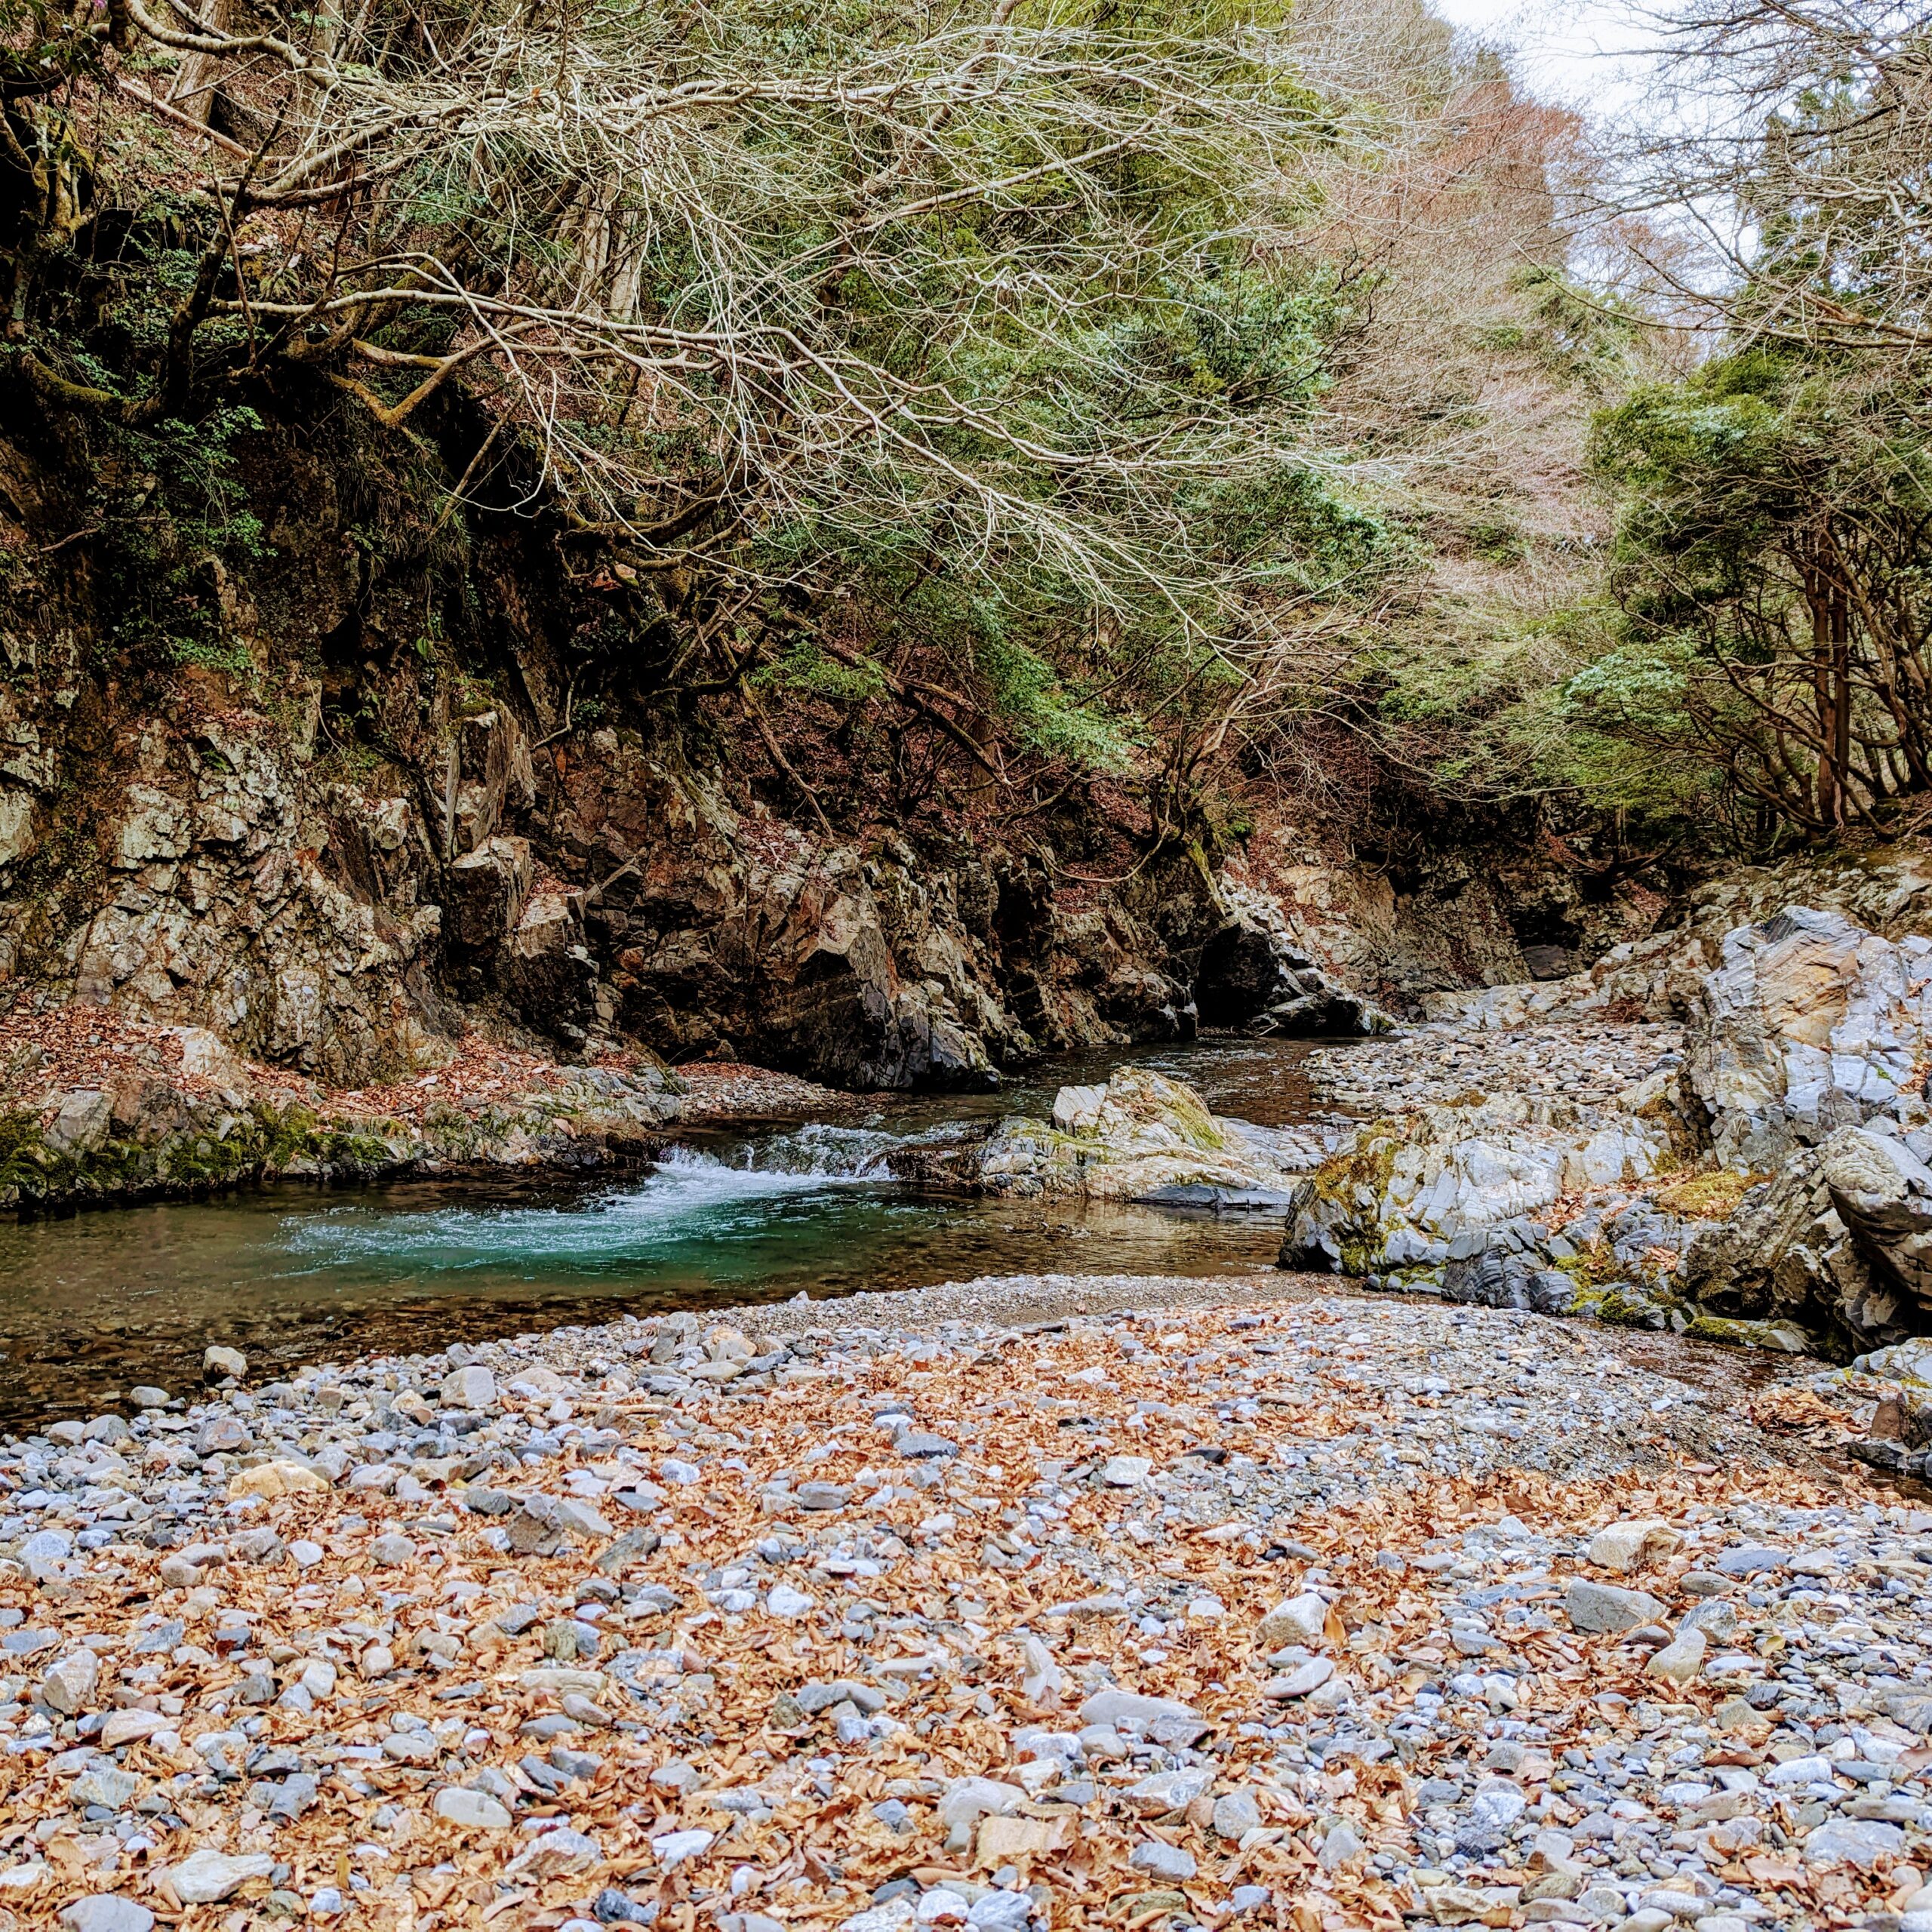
[
  {"left": 42, "top": 1647, "right": 98, "bottom": 1713},
  {"left": 433, "top": 1786, "right": 512, "bottom": 1829},
  {"left": 0, "top": 1285, "right": 1919, "bottom": 1932},
  {"left": 1263, "top": 1658, "right": 1333, "bottom": 1700},
  {"left": 1129, "top": 1841, "right": 1197, "bottom": 1880},
  {"left": 1257, "top": 1590, "right": 1328, "bottom": 1645},
  {"left": 58, "top": 1901, "right": 154, "bottom": 1932},
  {"left": 1566, "top": 1580, "right": 1667, "bottom": 1632},
  {"left": 1312, "top": 1020, "right": 1681, "bottom": 1115},
  {"left": 162, "top": 1850, "right": 274, "bottom": 1904}
]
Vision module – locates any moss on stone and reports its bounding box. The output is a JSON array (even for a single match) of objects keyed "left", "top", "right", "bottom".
[
  {"left": 0, "top": 1102, "right": 403, "bottom": 1211},
  {"left": 1551, "top": 1244, "right": 1621, "bottom": 1294},
  {"left": 1683, "top": 1313, "right": 1818, "bottom": 1354},
  {"left": 1308, "top": 1127, "right": 1398, "bottom": 1211},
  {"left": 1595, "top": 1286, "right": 1668, "bottom": 1329},
  {"left": 1653, "top": 1168, "right": 1764, "bottom": 1222}
]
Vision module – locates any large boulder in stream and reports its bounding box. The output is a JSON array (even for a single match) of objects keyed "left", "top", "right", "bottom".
[{"left": 977, "top": 1066, "right": 1332, "bottom": 1204}]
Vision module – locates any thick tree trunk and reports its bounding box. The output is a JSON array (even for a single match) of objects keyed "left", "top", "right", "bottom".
[
  {"left": 1804, "top": 530, "right": 1847, "bottom": 832},
  {"left": 167, "top": 0, "right": 238, "bottom": 125}
]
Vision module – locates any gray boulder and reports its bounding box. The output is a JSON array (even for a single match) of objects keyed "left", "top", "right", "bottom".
[
  {"left": 1566, "top": 1580, "right": 1666, "bottom": 1632},
  {"left": 1821, "top": 1126, "right": 1932, "bottom": 1318},
  {"left": 1686, "top": 907, "right": 1932, "bottom": 1166},
  {"left": 1441, "top": 1249, "right": 1580, "bottom": 1315},
  {"left": 1277, "top": 1096, "right": 1667, "bottom": 1283},
  {"left": 1681, "top": 1128, "right": 1918, "bottom": 1349}
]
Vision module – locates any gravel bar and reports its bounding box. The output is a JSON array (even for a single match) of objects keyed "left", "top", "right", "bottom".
[{"left": 0, "top": 1281, "right": 1924, "bottom": 1932}]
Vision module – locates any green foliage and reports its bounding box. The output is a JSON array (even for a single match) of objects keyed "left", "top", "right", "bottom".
[
  {"left": 1, "top": 0, "right": 1644, "bottom": 846},
  {"left": 87, "top": 399, "right": 272, "bottom": 675},
  {"left": 976, "top": 635, "right": 1137, "bottom": 771},
  {"left": 1576, "top": 336, "right": 1932, "bottom": 841},
  {"left": 757, "top": 645, "right": 888, "bottom": 707}
]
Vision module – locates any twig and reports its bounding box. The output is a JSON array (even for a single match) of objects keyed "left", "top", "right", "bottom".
[
  {"left": 740, "top": 682, "right": 835, "bottom": 838},
  {"left": 532, "top": 674, "right": 579, "bottom": 749},
  {"left": 114, "top": 76, "right": 253, "bottom": 157},
  {"left": 38, "top": 526, "right": 101, "bottom": 556}
]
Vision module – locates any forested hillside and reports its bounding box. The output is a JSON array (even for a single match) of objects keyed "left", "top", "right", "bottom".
[{"left": 0, "top": 0, "right": 1921, "bottom": 1094}]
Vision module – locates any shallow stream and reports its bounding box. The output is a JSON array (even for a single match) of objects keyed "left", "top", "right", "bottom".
[{"left": 0, "top": 1037, "right": 1339, "bottom": 1421}]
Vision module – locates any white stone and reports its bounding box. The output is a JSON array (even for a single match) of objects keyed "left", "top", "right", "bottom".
[
  {"left": 1257, "top": 1592, "right": 1330, "bottom": 1646},
  {"left": 1078, "top": 1689, "right": 1200, "bottom": 1729},
  {"left": 59, "top": 1898, "right": 154, "bottom": 1932},
  {"left": 507, "top": 1828, "right": 602, "bottom": 1876},
  {"left": 1805, "top": 1817, "right": 1906, "bottom": 1867},
  {"left": 841, "top": 1903, "right": 915, "bottom": 1932},
  {"left": 1588, "top": 1520, "right": 1681, "bottom": 1573},
  {"left": 98, "top": 1710, "right": 169, "bottom": 1749},
  {"left": 441, "top": 1365, "right": 497, "bottom": 1410},
  {"left": 1318, "top": 1822, "right": 1365, "bottom": 1872},
  {"left": 651, "top": 1829, "right": 715, "bottom": 1871},
  {"left": 939, "top": 1777, "right": 1026, "bottom": 1827},
  {"left": 228, "top": 1460, "right": 328, "bottom": 1501},
  {"left": 42, "top": 1649, "right": 99, "bottom": 1715},
  {"left": 553, "top": 1497, "right": 613, "bottom": 1540},
  {"left": 1130, "top": 1841, "right": 1198, "bottom": 1881},
  {"left": 432, "top": 1786, "right": 512, "bottom": 1829},
  {"left": 981, "top": 1066, "right": 1315, "bottom": 1202},
  {"left": 1646, "top": 1628, "right": 1707, "bottom": 1685},
  {"left": 1263, "top": 1657, "right": 1334, "bottom": 1700},
  {"left": 162, "top": 1850, "right": 274, "bottom": 1905}
]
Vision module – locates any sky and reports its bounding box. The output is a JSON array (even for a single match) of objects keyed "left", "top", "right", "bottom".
[{"left": 1424, "top": 0, "right": 1662, "bottom": 122}]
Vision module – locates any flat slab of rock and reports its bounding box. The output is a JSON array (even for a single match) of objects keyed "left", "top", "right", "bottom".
[{"left": 1566, "top": 1580, "right": 1667, "bottom": 1632}]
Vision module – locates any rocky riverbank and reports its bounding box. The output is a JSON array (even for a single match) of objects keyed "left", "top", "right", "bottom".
[
  {"left": 0, "top": 1281, "right": 1927, "bottom": 1932},
  {"left": 0, "top": 998, "right": 848, "bottom": 1214},
  {"left": 1275, "top": 903, "right": 1932, "bottom": 1361}
]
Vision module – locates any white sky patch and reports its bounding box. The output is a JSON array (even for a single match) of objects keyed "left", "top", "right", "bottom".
[{"left": 1426, "top": 0, "right": 1663, "bottom": 122}]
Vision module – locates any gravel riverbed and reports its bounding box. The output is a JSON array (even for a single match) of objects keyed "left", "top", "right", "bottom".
[
  {"left": 1306, "top": 1025, "right": 1684, "bottom": 1118},
  {"left": 0, "top": 1278, "right": 1924, "bottom": 1932}
]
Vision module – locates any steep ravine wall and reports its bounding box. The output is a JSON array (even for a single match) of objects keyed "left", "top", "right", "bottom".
[{"left": 0, "top": 392, "right": 1622, "bottom": 1100}]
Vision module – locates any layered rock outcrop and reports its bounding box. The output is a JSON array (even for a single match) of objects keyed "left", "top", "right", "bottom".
[
  {"left": 0, "top": 672, "right": 1392, "bottom": 1111},
  {"left": 1684, "top": 909, "right": 1932, "bottom": 1166},
  {"left": 1279, "top": 1096, "right": 1672, "bottom": 1276},
  {"left": 1281, "top": 893, "right": 1932, "bottom": 1354}
]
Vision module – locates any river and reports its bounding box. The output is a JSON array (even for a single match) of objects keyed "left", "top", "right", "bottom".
[{"left": 0, "top": 1036, "right": 1341, "bottom": 1423}]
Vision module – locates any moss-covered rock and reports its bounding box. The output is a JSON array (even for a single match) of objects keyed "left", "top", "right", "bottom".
[
  {"left": 980, "top": 1066, "right": 1324, "bottom": 1202},
  {"left": 1682, "top": 1313, "right": 1821, "bottom": 1354}
]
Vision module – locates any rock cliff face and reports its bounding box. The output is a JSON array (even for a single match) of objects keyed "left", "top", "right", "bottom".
[
  {"left": 0, "top": 666, "right": 1242, "bottom": 1094},
  {"left": 1684, "top": 909, "right": 1932, "bottom": 1168},
  {"left": 0, "top": 402, "right": 1402, "bottom": 1107}
]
